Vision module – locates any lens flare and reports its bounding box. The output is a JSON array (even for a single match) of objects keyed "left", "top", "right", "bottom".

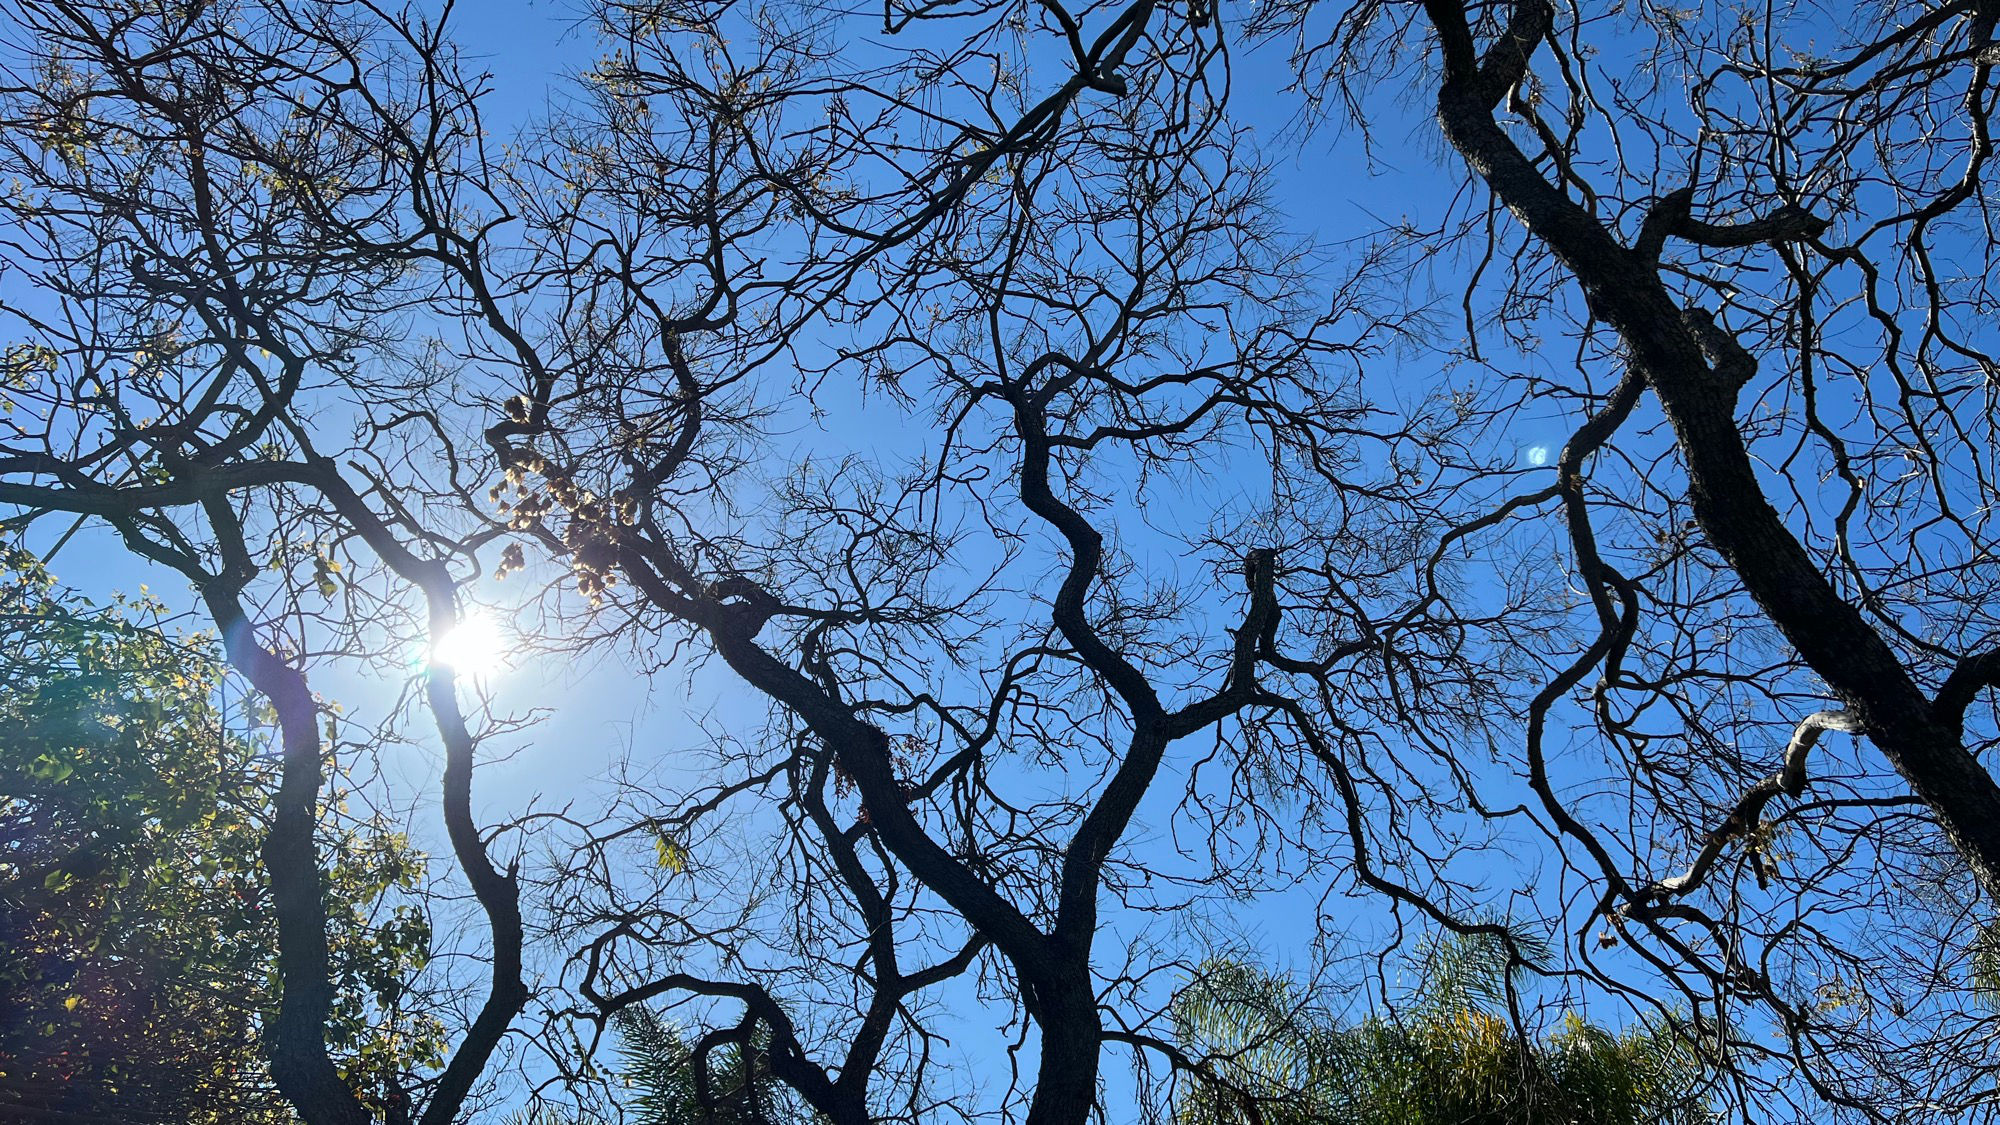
[{"left": 428, "top": 611, "right": 510, "bottom": 679}]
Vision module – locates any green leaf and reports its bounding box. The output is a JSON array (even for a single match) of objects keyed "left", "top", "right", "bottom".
[{"left": 29, "top": 753, "right": 74, "bottom": 781}]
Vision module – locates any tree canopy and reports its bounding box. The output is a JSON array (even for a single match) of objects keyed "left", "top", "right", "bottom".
[
  {"left": 3, "top": 0, "right": 2000, "bottom": 1121},
  {"left": 0, "top": 550, "right": 434, "bottom": 1122},
  {"left": 1170, "top": 939, "right": 1711, "bottom": 1125}
]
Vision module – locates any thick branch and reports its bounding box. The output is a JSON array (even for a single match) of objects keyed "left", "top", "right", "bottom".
[
  {"left": 197, "top": 580, "right": 372, "bottom": 1125},
  {"left": 1636, "top": 186, "right": 1830, "bottom": 262},
  {"left": 1643, "top": 710, "right": 1862, "bottom": 901}
]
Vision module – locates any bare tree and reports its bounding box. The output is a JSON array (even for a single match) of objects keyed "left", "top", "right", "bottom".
[
  {"left": 27, "top": 0, "right": 2000, "bottom": 1122},
  {"left": 1241, "top": 0, "right": 2000, "bottom": 1115},
  {"left": 2, "top": 0, "right": 1505, "bottom": 1119},
  {"left": 482, "top": 3, "right": 1494, "bottom": 1121}
]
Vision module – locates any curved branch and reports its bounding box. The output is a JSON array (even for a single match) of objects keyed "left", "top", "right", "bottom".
[{"left": 1642, "top": 710, "right": 1862, "bottom": 902}]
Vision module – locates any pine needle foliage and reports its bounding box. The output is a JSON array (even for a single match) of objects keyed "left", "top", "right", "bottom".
[
  {"left": 1170, "top": 936, "right": 1714, "bottom": 1125},
  {"left": 612, "top": 1007, "right": 792, "bottom": 1125}
]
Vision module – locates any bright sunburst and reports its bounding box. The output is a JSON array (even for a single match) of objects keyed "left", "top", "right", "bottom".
[{"left": 427, "top": 610, "right": 512, "bottom": 680}]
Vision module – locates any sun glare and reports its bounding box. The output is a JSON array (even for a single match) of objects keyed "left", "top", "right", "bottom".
[{"left": 428, "top": 611, "right": 511, "bottom": 680}]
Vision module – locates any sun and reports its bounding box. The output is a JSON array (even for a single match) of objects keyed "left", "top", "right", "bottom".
[{"left": 427, "top": 610, "right": 512, "bottom": 680}]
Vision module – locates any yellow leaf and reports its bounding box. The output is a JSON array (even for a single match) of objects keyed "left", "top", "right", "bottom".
[{"left": 653, "top": 830, "right": 687, "bottom": 874}]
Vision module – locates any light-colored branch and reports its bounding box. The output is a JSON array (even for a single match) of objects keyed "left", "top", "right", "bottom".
[{"left": 1644, "top": 709, "right": 1862, "bottom": 901}]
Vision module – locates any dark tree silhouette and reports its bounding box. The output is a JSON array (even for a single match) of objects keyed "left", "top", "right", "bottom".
[
  {"left": 8, "top": 0, "right": 2000, "bottom": 1122},
  {"left": 1245, "top": 0, "right": 2000, "bottom": 1115}
]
